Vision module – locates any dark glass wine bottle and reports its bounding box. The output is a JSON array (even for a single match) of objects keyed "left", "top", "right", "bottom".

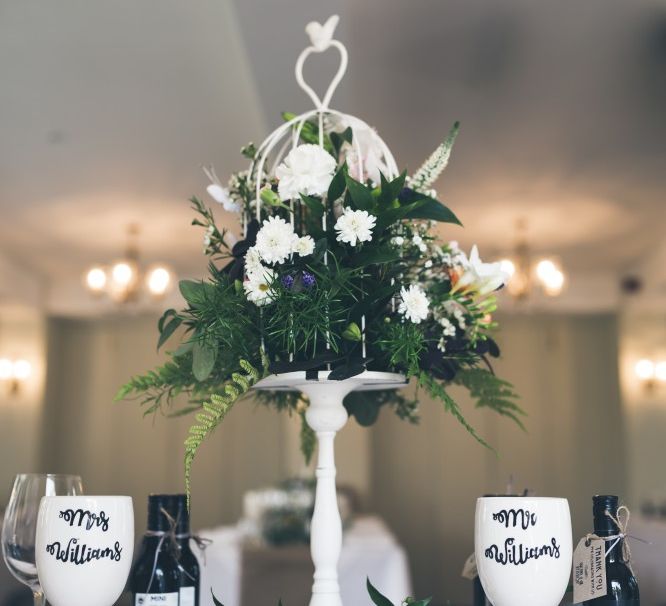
[
  {"left": 130, "top": 494, "right": 200, "bottom": 606},
  {"left": 583, "top": 495, "right": 640, "bottom": 606}
]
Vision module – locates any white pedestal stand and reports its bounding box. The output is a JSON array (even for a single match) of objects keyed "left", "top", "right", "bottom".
[{"left": 254, "top": 370, "right": 406, "bottom": 606}]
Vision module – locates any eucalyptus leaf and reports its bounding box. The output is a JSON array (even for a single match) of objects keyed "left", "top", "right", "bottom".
[
  {"left": 157, "top": 316, "right": 182, "bottom": 350},
  {"left": 192, "top": 341, "right": 216, "bottom": 381}
]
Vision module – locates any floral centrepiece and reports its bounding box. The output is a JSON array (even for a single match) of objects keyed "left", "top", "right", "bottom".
[{"left": 118, "top": 113, "right": 523, "bottom": 495}]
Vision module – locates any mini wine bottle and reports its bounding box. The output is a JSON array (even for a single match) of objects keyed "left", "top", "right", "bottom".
[
  {"left": 130, "top": 494, "right": 200, "bottom": 606},
  {"left": 582, "top": 495, "right": 639, "bottom": 606}
]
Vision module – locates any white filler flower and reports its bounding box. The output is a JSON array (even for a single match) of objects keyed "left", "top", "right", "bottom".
[
  {"left": 398, "top": 284, "right": 430, "bottom": 324},
  {"left": 456, "top": 245, "right": 509, "bottom": 295},
  {"left": 334, "top": 208, "right": 377, "bottom": 246},
  {"left": 244, "top": 267, "right": 277, "bottom": 306},
  {"left": 293, "top": 235, "right": 315, "bottom": 257},
  {"left": 255, "top": 216, "right": 299, "bottom": 265},
  {"left": 275, "top": 144, "right": 336, "bottom": 200}
]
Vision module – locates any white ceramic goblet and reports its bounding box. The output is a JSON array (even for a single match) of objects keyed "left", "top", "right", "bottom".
[
  {"left": 475, "top": 496, "right": 572, "bottom": 606},
  {"left": 35, "top": 495, "right": 134, "bottom": 606}
]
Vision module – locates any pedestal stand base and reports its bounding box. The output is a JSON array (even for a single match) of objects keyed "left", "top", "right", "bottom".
[{"left": 254, "top": 371, "right": 406, "bottom": 606}]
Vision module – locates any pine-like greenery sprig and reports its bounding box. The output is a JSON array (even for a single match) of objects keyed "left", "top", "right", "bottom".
[
  {"left": 184, "top": 358, "right": 266, "bottom": 503},
  {"left": 408, "top": 121, "right": 460, "bottom": 193}
]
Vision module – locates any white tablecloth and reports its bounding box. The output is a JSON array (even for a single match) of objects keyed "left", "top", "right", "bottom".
[{"left": 198, "top": 516, "right": 412, "bottom": 606}]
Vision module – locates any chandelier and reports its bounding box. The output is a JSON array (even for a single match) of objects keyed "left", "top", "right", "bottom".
[
  {"left": 84, "top": 225, "right": 174, "bottom": 303},
  {"left": 498, "top": 220, "right": 566, "bottom": 300}
]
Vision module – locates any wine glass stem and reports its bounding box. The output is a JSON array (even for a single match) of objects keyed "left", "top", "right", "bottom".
[{"left": 33, "top": 590, "right": 46, "bottom": 606}]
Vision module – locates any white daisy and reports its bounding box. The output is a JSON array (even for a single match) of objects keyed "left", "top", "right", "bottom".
[
  {"left": 255, "top": 216, "right": 299, "bottom": 265},
  {"left": 244, "top": 246, "right": 263, "bottom": 275},
  {"left": 293, "top": 235, "right": 315, "bottom": 257},
  {"left": 244, "top": 267, "right": 276, "bottom": 306},
  {"left": 275, "top": 144, "right": 336, "bottom": 200},
  {"left": 334, "top": 208, "right": 377, "bottom": 246},
  {"left": 397, "top": 284, "right": 430, "bottom": 324}
]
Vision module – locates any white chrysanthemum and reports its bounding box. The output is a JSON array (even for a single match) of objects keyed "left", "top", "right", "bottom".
[
  {"left": 244, "top": 246, "right": 263, "bottom": 275},
  {"left": 206, "top": 184, "right": 242, "bottom": 213},
  {"left": 293, "top": 235, "right": 315, "bottom": 257},
  {"left": 334, "top": 208, "right": 377, "bottom": 246},
  {"left": 398, "top": 284, "right": 430, "bottom": 324},
  {"left": 255, "top": 216, "right": 299, "bottom": 265},
  {"left": 244, "top": 267, "right": 276, "bottom": 306},
  {"left": 275, "top": 144, "right": 336, "bottom": 200}
]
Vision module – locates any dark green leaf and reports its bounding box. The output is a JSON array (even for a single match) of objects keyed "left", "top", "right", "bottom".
[
  {"left": 329, "top": 360, "right": 366, "bottom": 381},
  {"left": 301, "top": 195, "right": 324, "bottom": 217},
  {"left": 399, "top": 190, "right": 462, "bottom": 225},
  {"left": 344, "top": 174, "right": 375, "bottom": 211},
  {"left": 179, "top": 280, "right": 206, "bottom": 306},
  {"left": 157, "top": 316, "right": 182, "bottom": 350},
  {"left": 158, "top": 308, "right": 177, "bottom": 333},
  {"left": 192, "top": 341, "right": 216, "bottom": 381},
  {"left": 367, "top": 578, "right": 395, "bottom": 606},
  {"left": 211, "top": 590, "right": 225, "bottom": 606},
  {"left": 352, "top": 246, "right": 401, "bottom": 267},
  {"left": 327, "top": 164, "right": 348, "bottom": 202},
  {"left": 347, "top": 399, "right": 381, "bottom": 426},
  {"left": 312, "top": 238, "right": 328, "bottom": 262},
  {"left": 378, "top": 171, "right": 407, "bottom": 208}
]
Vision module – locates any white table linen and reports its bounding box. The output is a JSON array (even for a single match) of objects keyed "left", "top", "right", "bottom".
[{"left": 198, "top": 516, "right": 412, "bottom": 606}]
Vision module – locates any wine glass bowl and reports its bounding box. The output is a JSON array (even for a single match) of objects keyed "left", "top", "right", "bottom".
[
  {"left": 35, "top": 495, "right": 134, "bottom": 606},
  {"left": 475, "top": 496, "right": 573, "bottom": 606},
  {"left": 1, "top": 474, "right": 83, "bottom": 605}
]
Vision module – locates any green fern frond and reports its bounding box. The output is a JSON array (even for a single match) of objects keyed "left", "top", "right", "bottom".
[
  {"left": 299, "top": 410, "right": 316, "bottom": 465},
  {"left": 184, "top": 359, "right": 265, "bottom": 505},
  {"left": 408, "top": 121, "right": 460, "bottom": 193},
  {"left": 417, "top": 371, "right": 495, "bottom": 452},
  {"left": 455, "top": 368, "right": 525, "bottom": 430}
]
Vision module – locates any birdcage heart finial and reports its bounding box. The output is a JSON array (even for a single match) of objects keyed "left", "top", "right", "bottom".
[{"left": 305, "top": 15, "right": 339, "bottom": 52}]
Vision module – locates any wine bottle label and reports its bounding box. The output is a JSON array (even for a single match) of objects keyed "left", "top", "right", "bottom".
[
  {"left": 573, "top": 537, "right": 608, "bottom": 603},
  {"left": 179, "top": 587, "right": 196, "bottom": 606},
  {"left": 135, "top": 593, "right": 179, "bottom": 606}
]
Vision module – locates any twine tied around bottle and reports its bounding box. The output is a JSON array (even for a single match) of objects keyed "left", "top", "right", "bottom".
[
  {"left": 584, "top": 505, "right": 646, "bottom": 576},
  {"left": 144, "top": 507, "right": 212, "bottom": 592}
]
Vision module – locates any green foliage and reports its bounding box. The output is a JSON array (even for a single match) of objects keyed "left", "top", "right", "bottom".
[
  {"left": 299, "top": 410, "right": 316, "bottom": 465},
  {"left": 375, "top": 319, "right": 425, "bottom": 375},
  {"left": 417, "top": 371, "right": 495, "bottom": 451},
  {"left": 455, "top": 368, "right": 525, "bottom": 429},
  {"left": 184, "top": 359, "right": 266, "bottom": 504},
  {"left": 367, "top": 578, "right": 432, "bottom": 606}
]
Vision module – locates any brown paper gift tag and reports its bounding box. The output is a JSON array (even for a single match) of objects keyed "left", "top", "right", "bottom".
[{"left": 573, "top": 536, "right": 607, "bottom": 603}]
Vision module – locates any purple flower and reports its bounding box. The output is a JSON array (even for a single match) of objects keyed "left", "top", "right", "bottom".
[
  {"left": 281, "top": 274, "right": 295, "bottom": 289},
  {"left": 302, "top": 271, "right": 316, "bottom": 288}
]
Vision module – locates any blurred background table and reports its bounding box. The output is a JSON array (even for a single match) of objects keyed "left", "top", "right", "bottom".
[{"left": 199, "top": 516, "right": 412, "bottom": 606}]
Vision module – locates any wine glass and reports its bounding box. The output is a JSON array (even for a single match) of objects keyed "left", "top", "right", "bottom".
[
  {"left": 36, "top": 495, "right": 134, "bottom": 606},
  {"left": 475, "top": 496, "right": 573, "bottom": 606},
  {"left": 1, "top": 473, "right": 83, "bottom": 606}
]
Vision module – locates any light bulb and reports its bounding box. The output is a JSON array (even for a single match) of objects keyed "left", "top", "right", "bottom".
[
  {"left": 13, "top": 360, "right": 31, "bottom": 380},
  {"left": 111, "top": 262, "right": 134, "bottom": 287},
  {"left": 86, "top": 267, "right": 107, "bottom": 292},
  {"left": 499, "top": 259, "right": 516, "bottom": 278},
  {"left": 0, "top": 358, "right": 12, "bottom": 380},
  {"left": 536, "top": 259, "right": 558, "bottom": 282},
  {"left": 147, "top": 267, "right": 171, "bottom": 296},
  {"left": 635, "top": 359, "right": 655, "bottom": 380},
  {"left": 655, "top": 361, "right": 666, "bottom": 382},
  {"left": 542, "top": 269, "right": 565, "bottom": 296}
]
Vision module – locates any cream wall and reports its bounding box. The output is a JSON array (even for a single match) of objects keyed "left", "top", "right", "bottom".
[{"left": 0, "top": 305, "right": 47, "bottom": 505}]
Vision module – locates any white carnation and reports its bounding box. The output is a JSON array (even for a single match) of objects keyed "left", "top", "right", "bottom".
[
  {"left": 293, "top": 235, "right": 315, "bottom": 257},
  {"left": 334, "top": 208, "right": 377, "bottom": 246},
  {"left": 255, "top": 216, "right": 299, "bottom": 265},
  {"left": 398, "top": 284, "right": 430, "bottom": 324},
  {"left": 244, "top": 267, "right": 276, "bottom": 306},
  {"left": 275, "top": 144, "right": 336, "bottom": 200}
]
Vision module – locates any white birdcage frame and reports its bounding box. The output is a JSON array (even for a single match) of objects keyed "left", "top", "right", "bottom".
[{"left": 249, "top": 16, "right": 408, "bottom": 606}]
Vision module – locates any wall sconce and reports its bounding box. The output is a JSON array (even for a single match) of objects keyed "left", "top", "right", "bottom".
[
  {"left": 0, "top": 357, "right": 32, "bottom": 396},
  {"left": 634, "top": 358, "right": 666, "bottom": 392}
]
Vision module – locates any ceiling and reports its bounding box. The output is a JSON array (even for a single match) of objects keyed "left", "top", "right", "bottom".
[{"left": 1, "top": 0, "right": 665, "bottom": 313}]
